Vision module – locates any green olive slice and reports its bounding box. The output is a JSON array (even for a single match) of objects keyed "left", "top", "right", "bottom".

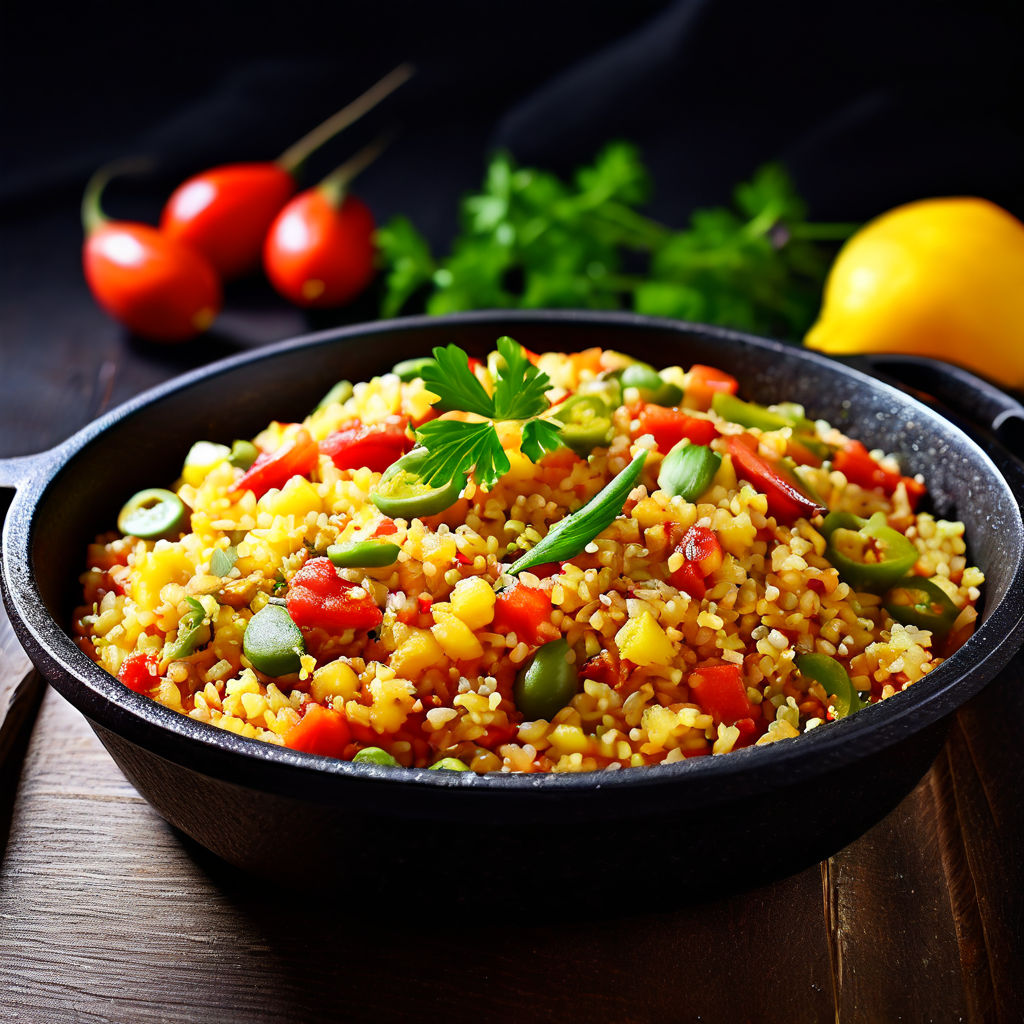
[{"left": 117, "top": 488, "right": 187, "bottom": 539}]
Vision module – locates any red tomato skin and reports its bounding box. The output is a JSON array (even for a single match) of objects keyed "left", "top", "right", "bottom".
[
  {"left": 118, "top": 651, "right": 161, "bottom": 694},
  {"left": 669, "top": 525, "right": 722, "bottom": 597},
  {"left": 686, "top": 364, "right": 739, "bottom": 409},
  {"left": 284, "top": 702, "right": 351, "bottom": 757},
  {"left": 319, "top": 418, "right": 413, "bottom": 473},
  {"left": 688, "top": 663, "right": 751, "bottom": 724},
  {"left": 492, "top": 584, "right": 553, "bottom": 645},
  {"left": 161, "top": 162, "right": 296, "bottom": 279},
  {"left": 230, "top": 429, "right": 319, "bottom": 499},
  {"left": 83, "top": 222, "right": 221, "bottom": 341},
  {"left": 287, "top": 557, "right": 383, "bottom": 632},
  {"left": 263, "top": 190, "right": 376, "bottom": 308},
  {"left": 637, "top": 404, "right": 719, "bottom": 452}
]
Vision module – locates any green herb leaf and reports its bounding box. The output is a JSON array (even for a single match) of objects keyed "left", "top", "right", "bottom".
[
  {"left": 520, "top": 418, "right": 564, "bottom": 463},
  {"left": 508, "top": 451, "right": 647, "bottom": 575},
  {"left": 375, "top": 216, "right": 436, "bottom": 319},
  {"left": 414, "top": 419, "right": 510, "bottom": 490},
  {"left": 420, "top": 344, "right": 495, "bottom": 417},
  {"left": 492, "top": 335, "right": 552, "bottom": 420},
  {"left": 210, "top": 546, "right": 237, "bottom": 577}
]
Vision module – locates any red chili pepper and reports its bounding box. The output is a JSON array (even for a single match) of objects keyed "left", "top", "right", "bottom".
[
  {"left": 686, "top": 364, "right": 739, "bottom": 409},
  {"left": 492, "top": 584, "right": 553, "bottom": 645},
  {"left": 319, "top": 417, "right": 413, "bottom": 473},
  {"left": 636, "top": 403, "right": 719, "bottom": 452},
  {"left": 82, "top": 166, "right": 221, "bottom": 342},
  {"left": 160, "top": 65, "right": 412, "bottom": 279},
  {"left": 284, "top": 702, "right": 351, "bottom": 757},
  {"left": 725, "top": 434, "right": 826, "bottom": 523},
  {"left": 669, "top": 525, "right": 723, "bottom": 598},
  {"left": 230, "top": 429, "right": 319, "bottom": 499},
  {"left": 118, "top": 651, "right": 161, "bottom": 694},
  {"left": 687, "top": 662, "right": 751, "bottom": 724},
  {"left": 286, "top": 557, "right": 383, "bottom": 632}
]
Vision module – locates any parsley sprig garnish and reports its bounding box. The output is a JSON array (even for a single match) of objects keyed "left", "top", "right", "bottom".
[
  {"left": 414, "top": 336, "right": 563, "bottom": 490},
  {"left": 377, "top": 143, "right": 857, "bottom": 341}
]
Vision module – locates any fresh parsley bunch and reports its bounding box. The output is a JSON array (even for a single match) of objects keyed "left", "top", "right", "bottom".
[
  {"left": 376, "top": 144, "right": 855, "bottom": 341},
  {"left": 414, "top": 336, "right": 563, "bottom": 490}
]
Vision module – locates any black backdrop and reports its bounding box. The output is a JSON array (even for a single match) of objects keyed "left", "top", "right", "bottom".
[{"left": 2, "top": 0, "right": 1023, "bottom": 365}]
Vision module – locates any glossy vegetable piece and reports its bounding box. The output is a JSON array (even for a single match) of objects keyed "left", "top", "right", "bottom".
[
  {"left": 823, "top": 511, "right": 919, "bottom": 591},
  {"left": 883, "top": 577, "right": 959, "bottom": 636},
  {"left": 371, "top": 447, "right": 464, "bottom": 519},
  {"left": 209, "top": 547, "right": 237, "bottom": 577},
  {"left": 284, "top": 703, "right": 351, "bottom": 757},
  {"left": 657, "top": 442, "right": 721, "bottom": 501},
  {"left": 617, "top": 362, "right": 684, "bottom": 406},
  {"left": 230, "top": 429, "right": 319, "bottom": 500},
  {"left": 712, "top": 392, "right": 805, "bottom": 433},
  {"left": 428, "top": 758, "right": 471, "bottom": 771},
  {"left": 228, "top": 440, "right": 259, "bottom": 470},
  {"left": 492, "top": 583, "right": 553, "bottom": 646},
  {"left": 636, "top": 404, "right": 718, "bottom": 452},
  {"left": 352, "top": 746, "right": 400, "bottom": 766},
  {"left": 286, "top": 557, "right": 383, "bottom": 632},
  {"left": 725, "top": 435, "right": 826, "bottom": 523},
  {"left": 313, "top": 380, "right": 354, "bottom": 412},
  {"left": 508, "top": 450, "right": 647, "bottom": 575},
  {"left": 392, "top": 357, "right": 435, "bottom": 382},
  {"left": 834, "top": 439, "right": 926, "bottom": 509},
  {"left": 117, "top": 488, "right": 187, "bottom": 539},
  {"left": 685, "top": 364, "right": 739, "bottom": 409},
  {"left": 687, "top": 663, "right": 750, "bottom": 724},
  {"left": 552, "top": 393, "right": 613, "bottom": 455},
  {"left": 327, "top": 540, "right": 401, "bottom": 568},
  {"left": 243, "top": 603, "right": 306, "bottom": 677},
  {"left": 82, "top": 167, "right": 221, "bottom": 342},
  {"left": 795, "top": 652, "right": 867, "bottom": 718},
  {"left": 160, "top": 65, "right": 413, "bottom": 279},
  {"left": 165, "top": 597, "right": 210, "bottom": 661},
  {"left": 514, "top": 638, "right": 579, "bottom": 720},
  {"left": 319, "top": 418, "right": 413, "bottom": 473},
  {"left": 118, "top": 651, "right": 161, "bottom": 695},
  {"left": 669, "top": 525, "right": 723, "bottom": 599}
]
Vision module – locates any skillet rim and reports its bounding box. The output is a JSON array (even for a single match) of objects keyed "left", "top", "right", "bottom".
[{"left": 4, "top": 309, "right": 1024, "bottom": 803}]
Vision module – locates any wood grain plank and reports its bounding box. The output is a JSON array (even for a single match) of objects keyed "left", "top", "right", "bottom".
[{"left": 0, "top": 690, "right": 837, "bottom": 1024}]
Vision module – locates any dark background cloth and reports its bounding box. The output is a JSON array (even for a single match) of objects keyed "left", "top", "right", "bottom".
[{"left": 1, "top": 0, "right": 1022, "bottom": 394}]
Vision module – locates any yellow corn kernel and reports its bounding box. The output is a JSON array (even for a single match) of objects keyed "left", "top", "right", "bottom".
[
  {"left": 615, "top": 609, "right": 674, "bottom": 666},
  {"left": 132, "top": 547, "right": 195, "bottom": 611},
  {"left": 390, "top": 628, "right": 445, "bottom": 678},
  {"left": 450, "top": 576, "right": 496, "bottom": 630},
  {"left": 259, "top": 476, "right": 322, "bottom": 520},
  {"left": 431, "top": 608, "right": 484, "bottom": 661},
  {"left": 548, "top": 724, "right": 589, "bottom": 755},
  {"left": 311, "top": 659, "right": 361, "bottom": 703}
]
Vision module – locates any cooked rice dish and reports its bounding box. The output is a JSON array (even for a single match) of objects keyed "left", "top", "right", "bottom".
[{"left": 74, "top": 340, "right": 983, "bottom": 773}]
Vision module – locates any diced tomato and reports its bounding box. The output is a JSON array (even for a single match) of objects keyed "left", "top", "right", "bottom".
[
  {"left": 284, "top": 702, "right": 351, "bottom": 757},
  {"left": 492, "top": 583, "right": 553, "bottom": 645},
  {"left": 118, "top": 651, "right": 161, "bottom": 694},
  {"left": 230, "top": 428, "right": 318, "bottom": 500},
  {"left": 834, "top": 440, "right": 926, "bottom": 511},
  {"left": 372, "top": 517, "right": 399, "bottom": 537},
  {"left": 669, "top": 525, "right": 723, "bottom": 598},
  {"left": 725, "top": 434, "right": 826, "bottom": 523},
  {"left": 579, "top": 648, "right": 626, "bottom": 688},
  {"left": 686, "top": 364, "right": 739, "bottom": 409},
  {"left": 319, "top": 416, "right": 413, "bottom": 474},
  {"left": 636, "top": 404, "right": 719, "bottom": 452},
  {"left": 417, "top": 593, "right": 434, "bottom": 613},
  {"left": 688, "top": 662, "right": 751, "bottom": 724},
  {"left": 569, "top": 347, "right": 603, "bottom": 375},
  {"left": 286, "top": 557, "right": 383, "bottom": 632}
]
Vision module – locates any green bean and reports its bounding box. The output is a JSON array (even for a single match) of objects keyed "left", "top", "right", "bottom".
[
  {"left": 392, "top": 357, "right": 435, "bottom": 382},
  {"left": 314, "top": 379, "right": 354, "bottom": 412},
  {"left": 327, "top": 540, "right": 401, "bottom": 568}
]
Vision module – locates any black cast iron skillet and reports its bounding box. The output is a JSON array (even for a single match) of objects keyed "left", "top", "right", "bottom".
[{"left": 3, "top": 311, "right": 1024, "bottom": 899}]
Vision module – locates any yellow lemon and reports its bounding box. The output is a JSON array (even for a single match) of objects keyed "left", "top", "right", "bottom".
[{"left": 805, "top": 197, "right": 1024, "bottom": 389}]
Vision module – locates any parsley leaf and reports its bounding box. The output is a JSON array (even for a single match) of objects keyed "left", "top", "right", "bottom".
[
  {"left": 414, "top": 419, "right": 510, "bottom": 490},
  {"left": 492, "top": 335, "right": 551, "bottom": 420},
  {"left": 520, "top": 418, "right": 564, "bottom": 463},
  {"left": 420, "top": 344, "right": 495, "bottom": 417}
]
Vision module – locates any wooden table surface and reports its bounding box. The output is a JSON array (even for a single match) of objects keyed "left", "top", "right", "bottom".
[{"left": 2, "top": 274, "right": 1023, "bottom": 1022}]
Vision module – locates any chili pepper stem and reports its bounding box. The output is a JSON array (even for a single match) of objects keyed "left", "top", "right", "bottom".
[
  {"left": 277, "top": 63, "right": 413, "bottom": 175},
  {"left": 81, "top": 158, "right": 154, "bottom": 235},
  {"left": 317, "top": 134, "right": 394, "bottom": 208}
]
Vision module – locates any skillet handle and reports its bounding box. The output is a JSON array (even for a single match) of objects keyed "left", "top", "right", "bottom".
[
  {"left": 0, "top": 452, "right": 50, "bottom": 493},
  {"left": 850, "top": 354, "right": 1024, "bottom": 459}
]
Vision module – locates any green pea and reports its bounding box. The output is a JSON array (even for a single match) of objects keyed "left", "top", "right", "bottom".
[
  {"left": 428, "top": 757, "right": 471, "bottom": 771},
  {"left": 392, "top": 357, "right": 435, "bottom": 382},
  {"left": 352, "top": 746, "right": 400, "bottom": 766},
  {"left": 117, "top": 488, "right": 187, "bottom": 539},
  {"left": 657, "top": 442, "right": 722, "bottom": 500},
  {"left": 165, "top": 597, "right": 211, "bottom": 661},
  {"left": 327, "top": 540, "right": 401, "bottom": 568},
  {"left": 228, "top": 440, "right": 259, "bottom": 470},
  {"left": 313, "top": 379, "right": 354, "bottom": 412},
  {"left": 243, "top": 604, "right": 305, "bottom": 677},
  {"left": 619, "top": 363, "right": 684, "bottom": 407},
  {"left": 514, "top": 638, "right": 579, "bottom": 721}
]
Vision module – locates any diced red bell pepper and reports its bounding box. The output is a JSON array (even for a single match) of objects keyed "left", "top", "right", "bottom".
[
  {"left": 492, "top": 583, "right": 553, "bottom": 645},
  {"left": 834, "top": 440, "right": 926, "bottom": 510},
  {"left": 669, "top": 525, "right": 723, "bottom": 598},
  {"left": 636, "top": 404, "right": 720, "bottom": 452},
  {"left": 319, "top": 416, "right": 413, "bottom": 474},
  {"left": 230, "top": 428, "right": 319, "bottom": 500},
  {"left": 284, "top": 702, "right": 351, "bottom": 757},
  {"left": 286, "top": 557, "right": 383, "bottom": 632},
  {"left": 688, "top": 662, "right": 751, "bottom": 724},
  {"left": 372, "top": 517, "right": 399, "bottom": 537},
  {"left": 726, "top": 434, "right": 826, "bottom": 524},
  {"left": 686, "top": 364, "right": 739, "bottom": 409},
  {"left": 118, "top": 651, "right": 161, "bottom": 694}
]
